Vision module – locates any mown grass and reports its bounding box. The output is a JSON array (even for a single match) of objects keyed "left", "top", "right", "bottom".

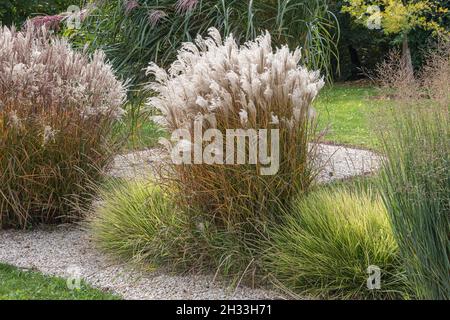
[
  {"left": 314, "top": 83, "right": 390, "bottom": 150},
  {"left": 0, "top": 263, "right": 120, "bottom": 300}
]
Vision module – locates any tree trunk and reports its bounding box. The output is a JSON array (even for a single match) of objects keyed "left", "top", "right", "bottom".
[
  {"left": 401, "top": 34, "right": 414, "bottom": 76},
  {"left": 348, "top": 44, "right": 362, "bottom": 79}
]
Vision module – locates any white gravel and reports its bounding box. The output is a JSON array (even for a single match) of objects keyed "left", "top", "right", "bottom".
[
  {"left": 0, "top": 144, "right": 381, "bottom": 299},
  {"left": 0, "top": 226, "right": 282, "bottom": 300},
  {"left": 315, "top": 143, "right": 381, "bottom": 182},
  {"left": 108, "top": 143, "right": 381, "bottom": 182},
  {"left": 107, "top": 148, "right": 167, "bottom": 179}
]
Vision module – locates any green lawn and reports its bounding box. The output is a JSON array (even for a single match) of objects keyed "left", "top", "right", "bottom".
[
  {"left": 0, "top": 263, "right": 120, "bottom": 300},
  {"left": 314, "top": 83, "right": 386, "bottom": 150}
]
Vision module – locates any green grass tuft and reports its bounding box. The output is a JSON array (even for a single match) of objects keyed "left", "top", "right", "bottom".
[
  {"left": 265, "top": 185, "right": 407, "bottom": 299},
  {"left": 91, "top": 178, "right": 411, "bottom": 297},
  {"left": 90, "top": 179, "right": 270, "bottom": 286},
  {"left": 89, "top": 180, "right": 185, "bottom": 266}
]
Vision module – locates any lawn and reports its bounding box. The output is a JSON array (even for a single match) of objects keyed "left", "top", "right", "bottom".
[
  {"left": 314, "top": 83, "right": 386, "bottom": 150},
  {"left": 0, "top": 263, "right": 120, "bottom": 300}
]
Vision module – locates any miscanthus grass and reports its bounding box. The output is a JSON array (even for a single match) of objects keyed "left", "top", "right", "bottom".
[{"left": 0, "top": 24, "right": 126, "bottom": 228}]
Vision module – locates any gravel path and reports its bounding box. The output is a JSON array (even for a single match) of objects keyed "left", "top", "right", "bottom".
[
  {"left": 315, "top": 143, "right": 381, "bottom": 182},
  {"left": 0, "top": 226, "right": 282, "bottom": 300},
  {"left": 109, "top": 143, "right": 381, "bottom": 182},
  {"left": 0, "top": 144, "right": 380, "bottom": 299}
]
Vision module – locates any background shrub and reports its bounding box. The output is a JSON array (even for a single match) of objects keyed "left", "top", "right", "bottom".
[
  {"left": 74, "top": 0, "right": 338, "bottom": 88},
  {"left": 265, "top": 185, "right": 407, "bottom": 299},
  {"left": 377, "top": 43, "right": 450, "bottom": 299},
  {"left": 0, "top": 25, "right": 126, "bottom": 228}
]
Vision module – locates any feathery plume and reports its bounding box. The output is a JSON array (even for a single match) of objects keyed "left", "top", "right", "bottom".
[
  {"left": 124, "top": 0, "right": 140, "bottom": 15},
  {"left": 148, "top": 10, "right": 167, "bottom": 27},
  {"left": 175, "top": 0, "right": 199, "bottom": 14}
]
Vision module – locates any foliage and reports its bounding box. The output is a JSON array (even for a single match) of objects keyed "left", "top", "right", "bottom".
[
  {"left": 89, "top": 179, "right": 267, "bottom": 284},
  {"left": 265, "top": 185, "right": 407, "bottom": 299},
  {"left": 89, "top": 179, "right": 186, "bottom": 266},
  {"left": 342, "top": 0, "right": 449, "bottom": 36},
  {"left": 147, "top": 28, "right": 324, "bottom": 225},
  {"left": 342, "top": 0, "right": 449, "bottom": 74},
  {"left": 314, "top": 83, "right": 385, "bottom": 149},
  {"left": 0, "top": 25, "right": 126, "bottom": 228},
  {"left": 91, "top": 177, "right": 410, "bottom": 297},
  {"left": 72, "top": 0, "right": 339, "bottom": 88},
  {"left": 328, "top": 1, "right": 393, "bottom": 80},
  {"left": 376, "top": 43, "right": 450, "bottom": 299},
  {"left": 0, "top": 263, "right": 120, "bottom": 300},
  {"left": 0, "top": 0, "right": 82, "bottom": 28}
]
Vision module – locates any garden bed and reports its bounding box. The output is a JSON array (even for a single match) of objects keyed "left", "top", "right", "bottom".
[
  {"left": 0, "top": 226, "right": 281, "bottom": 300},
  {"left": 0, "top": 144, "right": 382, "bottom": 300}
]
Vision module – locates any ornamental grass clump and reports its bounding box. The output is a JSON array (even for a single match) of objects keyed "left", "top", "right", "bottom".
[
  {"left": 89, "top": 180, "right": 187, "bottom": 266},
  {"left": 376, "top": 42, "right": 449, "bottom": 299},
  {"left": 265, "top": 185, "right": 407, "bottom": 299},
  {"left": 0, "top": 25, "right": 126, "bottom": 228},
  {"left": 146, "top": 28, "right": 324, "bottom": 226},
  {"left": 89, "top": 179, "right": 265, "bottom": 282}
]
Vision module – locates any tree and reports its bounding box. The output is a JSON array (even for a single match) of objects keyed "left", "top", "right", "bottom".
[{"left": 342, "top": 0, "right": 449, "bottom": 74}]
